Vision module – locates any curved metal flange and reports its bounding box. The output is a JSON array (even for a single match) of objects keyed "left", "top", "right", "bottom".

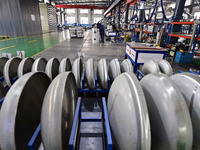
[
  {"left": 158, "top": 59, "right": 173, "bottom": 76},
  {"left": 120, "top": 59, "right": 133, "bottom": 73},
  {"left": 171, "top": 73, "right": 200, "bottom": 148},
  {"left": 97, "top": 58, "right": 108, "bottom": 89},
  {"left": 108, "top": 58, "right": 121, "bottom": 82},
  {"left": 0, "top": 57, "right": 9, "bottom": 77},
  {"left": 85, "top": 58, "right": 95, "bottom": 89},
  {"left": 140, "top": 73, "right": 193, "bottom": 150},
  {"left": 59, "top": 58, "right": 72, "bottom": 73},
  {"left": 3, "top": 57, "right": 22, "bottom": 87},
  {"left": 142, "top": 60, "right": 160, "bottom": 75},
  {"left": 41, "top": 72, "right": 77, "bottom": 150},
  {"left": 108, "top": 72, "right": 151, "bottom": 150},
  {"left": 45, "top": 58, "right": 60, "bottom": 80},
  {"left": 32, "top": 57, "right": 47, "bottom": 72},
  {"left": 72, "top": 58, "right": 83, "bottom": 89},
  {"left": 0, "top": 72, "right": 51, "bottom": 150},
  {"left": 17, "top": 58, "right": 35, "bottom": 78},
  {"left": 0, "top": 82, "right": 6, "bottom": 109}
]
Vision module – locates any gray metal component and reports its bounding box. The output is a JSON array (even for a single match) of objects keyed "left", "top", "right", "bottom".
[
  {"left": 72, "top": 58, "right": 83, "bottom": 89},
  {"left": 171, "top": 73, "right": 200, "bottom": 148},
  {"left": 108, "top": 58, "right": 121, "bottom": 82},
  {"left": 157, "top": 59, "right": 173, "bottom": 76},
  {"left": 31, "top": 57, "right": 47, "bottom": 72},
  {"left": 41, "top": 72, "right": 77, "bottom": 150},
  {"left": 85, "top": 58, "right": 95, "bottom": 89},
  {"left": 140, "top": 73, "right": 193, "bottom": 150},
  {"left": 59, "top": 58, "right": 72, "bottom": 73},
  {"left": 97, "top": 58, "right": 108, "bottom": 89},
  {"left": 45, "top": 58, "right": 59, "bottom": 80},
  {"left": 0, "top": 57, "right": 9, "bottom": 77},
  {"left": 17, "top": 57, "right": 34, "bottom": 78},
  {"left": 141, "top": 60, "right": 160, "bottom": 75},
  {"left": 120, "top": 59, "right": 133, "bottom": 73},
  {"left": 108, "top": 72, "right": 151, "bottom": 150},
  {"left": 3, "top": 57, "right": 22, "bottom": 87},
  {"left": 0, "top": 72, "right": 51, "bottom": 150}
]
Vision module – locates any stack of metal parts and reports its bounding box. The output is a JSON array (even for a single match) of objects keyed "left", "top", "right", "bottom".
[{"left": 0, "top": 55, "right": 199, "bottom": 150}]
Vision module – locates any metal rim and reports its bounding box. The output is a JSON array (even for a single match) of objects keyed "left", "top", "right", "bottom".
[
  {"left": 142, "top": 60, "right": 160, "bottom": 75},
  {"left": 32, "top": 57, "right": 47, "bottom": 72},
  {"left": 17, "top": 58, "right": 35, "bottom": 78},
  {"left": 72, "top": 58, "right": 83, "bottom": 89},
  {"left": 97, "top": 58, "right": 108, "bottom": 89},
  {"left": 3, "top": 57, "right": 22, "bottom": 87},
  {"left": 45, "top": 58, "right": 60, "bottom": 80},
  {"left": 0, "top": 72, "right": 51, "bottom": 150},
  {"left": 0, "top": 57, "right": 9, "bottom": 77},
  {"left": 108, "top": 58, "right": 121, "bottom": 82},
  {"left": 59, "top": 58, "right": 72, "bottom": 73},
  {"left": 157, "top": 59, "right": 173, "bottom": 76},
  {"left": 85, "top": 58, "right": 95, "bottom": 89},
  {"left": 120, "top": 59, "right": 133, "bottom": 73},
  {"left": 41, "top": 72, "right": 77, "bottom": 150}
]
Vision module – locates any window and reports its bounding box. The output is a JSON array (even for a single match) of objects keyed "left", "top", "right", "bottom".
[
  {"left": 80, "top": 17, "right": 88, "bottom": 24},
  {"left": 194, "top": 12, "right": 200, "bottom": 19},
  {"left": 80, "top": 9, "right": 88, "bottom": 14},
  {"left": 185, "top": 0, "right": 192, "bottom": 6},
  {"left": 66, "top": 9, "right": 75, "bottom": 14},
  {"left": 94, "top": 9, "right": 102, "bottom": 14},
  {"left": 66, "top": 17, "right": 75, "bottom": 24},
  {"left": 94, "top": 17, "right": 102, "bottom": 23}
]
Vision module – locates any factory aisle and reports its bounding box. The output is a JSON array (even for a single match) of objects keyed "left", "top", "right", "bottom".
[
  {"left": 34, "top": 30, "right": 126, "bottom": 66},
  {"left": 0, "top": 31, "right": 70, "bottom": 57}
]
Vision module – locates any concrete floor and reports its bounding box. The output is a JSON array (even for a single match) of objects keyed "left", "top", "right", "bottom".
[{"left": 33, "top": 30, "right": 126, "bottom": 69}]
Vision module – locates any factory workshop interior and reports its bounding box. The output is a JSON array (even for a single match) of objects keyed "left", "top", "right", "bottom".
[{"left": 1, "top": 0, "right": 200, "bottom": 150}]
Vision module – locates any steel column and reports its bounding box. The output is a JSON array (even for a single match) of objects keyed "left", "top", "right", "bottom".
[{"left": 125, "top": 3, "right": 130, "bottom": 24}]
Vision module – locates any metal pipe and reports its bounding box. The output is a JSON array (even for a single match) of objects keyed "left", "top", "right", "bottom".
[{"left": 189, "top": 22, "right": 198, "bottom": 51}]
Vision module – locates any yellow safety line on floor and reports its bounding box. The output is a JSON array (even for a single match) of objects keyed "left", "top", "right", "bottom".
[
  {"left": 27, "top": 40, "right": 37, "bottom": 43},
  {"left": 0, "top": 36, "right": 27, "bottom": 42},
  {"left": 0, "top": 45, "right": 16, "bottom": 51}
]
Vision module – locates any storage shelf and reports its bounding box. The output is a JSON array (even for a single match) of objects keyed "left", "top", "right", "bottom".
[
  {"left": 171, "top": 22, "right": 194, "bottom": 25},
  {"left": 168, "top": 34, "right": 200, "bottom": 40},
  {"left": 135, "top": 30, "right": 154, "bottom": 34}
]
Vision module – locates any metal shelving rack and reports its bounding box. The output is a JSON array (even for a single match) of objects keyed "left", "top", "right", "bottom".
[{"left": 165, "top": 18, "right": 200, "bottom": 52}]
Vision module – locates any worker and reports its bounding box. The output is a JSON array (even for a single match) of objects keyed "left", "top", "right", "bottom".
[{"left": 100, "top": 24, "right": 105, "bottom": 43}]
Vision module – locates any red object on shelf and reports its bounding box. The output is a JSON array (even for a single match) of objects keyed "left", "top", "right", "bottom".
[
  {"left": 171, "top": 22, "right": 194, "bottom": 25},
  {"left": 135, "top": 30, "right": 140, "bottom": 32},
  {"left": 143, "top": 31, "right": 152, "bottom": 34},
  {"left": 166, "top": 45, "right": 172, "bottom": 48},
  {"left": 146, "top": 23, "right": 154, "bottom": 25},
  {"left": 55, "top": 5, "right": 106, "bottom": 9},
  {"left": 168, "top": 34, "right": 200, "bottom": 40}
]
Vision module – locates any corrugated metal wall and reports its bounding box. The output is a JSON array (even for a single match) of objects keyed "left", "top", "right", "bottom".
[
  {"left": 47, "top": 4, "right": 57, "bottom": 32},
  {"left": 0, "top": 0, "right": 25, "bottom": 36},
  {"left": 0, "top": 0, "right": 42, "bottom": 36},
  {"left": 19, "top": 0, "right": 42, "bottom": 35}
]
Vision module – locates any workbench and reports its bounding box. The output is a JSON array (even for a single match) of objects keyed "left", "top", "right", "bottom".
[{"left": 125, "top": 42, "right": 167, "bottom": 73}]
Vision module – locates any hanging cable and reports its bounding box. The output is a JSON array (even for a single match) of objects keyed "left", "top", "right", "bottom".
[
  {"left": 145, "top": 0, "right": 159, "bottom": 23},
  {"left": 161, "top": 0, "right": 169, "bottom": 21}
]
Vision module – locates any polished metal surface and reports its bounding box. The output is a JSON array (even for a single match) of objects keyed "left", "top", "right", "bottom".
[
  {"left": 31, "top": 57, "right": 47, "bottom": 72},
  {"left": 120, "top": 59, "right": 133, "bottom": 73},
  {"left": 158, "top": 59, "right": 173, "bottom": 76},
  {"left": 108, "top": 58, "right": 121, "bottom": 82},
  {"left": 0, "top": 57, "right": 9, "bottom": 77},
  {"left": 141, "top": 60, "right": 160, "bottom": 75},
  {"left": 140, "top": 73, "right": 193, "bottom": 150},
  {"left": 41, "top": 72, "right": 77, "bottom": 150},
  {"left": 45, "top": 58, "right": 59, "bottom": 80},
  {"left": 0, "top": 72, "right": 51, "bottom": 150},
  {"left": 108, "top": 72, "right": 151, "bottom": 150},
  {"left": 171, "top": 73, "right": 200, "bottom": 148},
  {"left": 59, "top": 58, "right": 72, "bottom": 73},
  {"left": 85, "top": 58, "right": 95, "bottom": 89},
  {"left": 97, "top": 58, "right": 108, "bottom": 89},
  {"left": 72, "top": 58, "right": 83, "bottom": 89},
  {"left": 17, "top": 58, "right": 34, "bottom": 78},
  {"left": 3, "top": 57, "right": 22, "bottom": 87}
]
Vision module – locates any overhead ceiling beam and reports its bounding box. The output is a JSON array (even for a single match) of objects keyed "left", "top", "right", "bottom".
[
  {"left": 104, "top": 0, "right": 121, "bottom": 16},
  {"left": 55, "top": 4, "right": 107, "bottom": 9}
]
